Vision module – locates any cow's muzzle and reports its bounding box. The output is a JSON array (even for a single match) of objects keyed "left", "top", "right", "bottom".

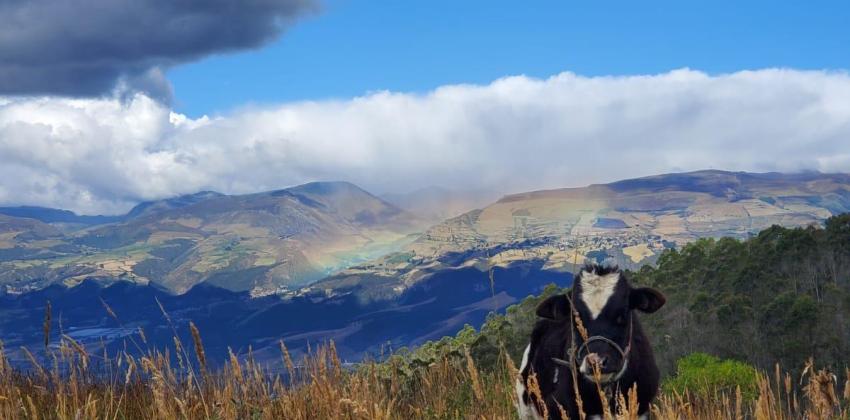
[{"left": 576, "top": 335, "right": 630, "bottom": 383}]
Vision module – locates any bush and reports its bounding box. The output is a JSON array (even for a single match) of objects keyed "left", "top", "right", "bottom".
[{"left": 662, "top": 353, "right": 759, "bottom": 401}]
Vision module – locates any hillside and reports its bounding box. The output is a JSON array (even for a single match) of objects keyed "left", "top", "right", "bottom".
[
  {"left": 2, "top": 217, "right": 849, "bottom": 419},
  {"left": 381, "top": 186, "right": 500, "bottom": 223},
  {"left": 410, "top": 170, "right": 850, "bottom": 268},
  {"left": 0, "top": 259, "right": 563, "bottom": 367},
  {"left": 0, "top": 182, "right": 426, "bottom": 294},
  {"left": 0, "top": 206, "right": 123, "bottom": 228},
  {"left": 309, "top": 171, "right": 850, "bottom": 300},
  {"left": 394, "top": 214, "right": 850, "bottom": 380},
  {"left": 3, "top": 170, "right": 849, "bottom": 297},
  {"left": 125, "top": 191, "right": 226, "bottom": 219}
]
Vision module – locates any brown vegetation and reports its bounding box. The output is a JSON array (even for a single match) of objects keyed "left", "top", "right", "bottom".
[{"left": 0, "top": 335, "right": 848, "bottom": 419}]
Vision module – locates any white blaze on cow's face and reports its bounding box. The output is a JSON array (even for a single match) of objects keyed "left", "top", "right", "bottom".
[
  {"left": 574, "top": 266, "right": 631, "bottom": 382},
  {"left": 577, "top": 269, "right": 620, "bottom": 320}
]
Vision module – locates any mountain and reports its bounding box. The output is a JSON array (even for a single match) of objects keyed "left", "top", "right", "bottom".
[
  {"left": 0, "top": 206, "right": 123, "bottom": 227},
  {"left": 0, "top": 214, "right": 63, "bottom": 247},
  {"left": 0, "top": 182, "right": 426, "bottom": 295},
  {"left": 0, "top": 192, "right": 225, "bottom": 231},
  {"left": 125, "top": 191, "right": 225, "bottom": 219},
  {"left": 3, "top": 170, "right": 848, "bottom": 297},
  {"left": 381, "top": 187, "right": 501, "bottom": 223},
  {"left": 3, "top": 170, "right": 850, "bottom": 373},
  {"left": 307, "top": 171, "right": 850, "bottom": 299},
  {"left": 409, "top": 170, "right": 850, "bottom": 268}
]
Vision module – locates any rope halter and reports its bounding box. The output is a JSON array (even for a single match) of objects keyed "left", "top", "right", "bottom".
[{"left": 551, "top": 292, "right": 634, "bottom": 384}]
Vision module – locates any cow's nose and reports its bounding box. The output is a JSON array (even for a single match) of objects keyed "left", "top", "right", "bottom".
[{"left": 585, "top": 353, "right": 607, "bottom": 369}]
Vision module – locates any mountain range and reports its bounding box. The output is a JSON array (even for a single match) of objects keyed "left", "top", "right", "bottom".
[
  {"left": 0, "top": 182, "right": 425, "bottom": 295},
  {"left": 3, "top": 171, "right": 850, "bottom": 298},
  {"left": 411, "top": 170, "right": 850, "bottom": 265},
  {"left": 2, "top": 169, "right": 849, "bottom": 366},
  {"left": 305, "top": 170, "right": 850, "bottom": 302}
]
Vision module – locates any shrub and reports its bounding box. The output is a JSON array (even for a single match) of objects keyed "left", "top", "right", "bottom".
[{"left": 662, "top": 352, "right": 759, "bottom": 401}]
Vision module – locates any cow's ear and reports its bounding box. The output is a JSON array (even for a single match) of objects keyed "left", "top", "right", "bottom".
[
  {"left": 536, "top": 294, "right": 571, "bottom": 320},
  {"left": 629, "top": 287, "right": 666, "bottom": 313}
]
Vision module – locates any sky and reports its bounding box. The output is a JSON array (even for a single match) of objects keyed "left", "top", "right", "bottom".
[
  {"left": 169, "top": 0, "right": 850, "bottom": 116},
  {"left": 0, "top": 0, "right": 849, "bottom": 214}
]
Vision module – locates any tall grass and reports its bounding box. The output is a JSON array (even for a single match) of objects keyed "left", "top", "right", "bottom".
[
  {"left": 0, "top": 302, "right": 846, "bottom": 419},
  {"left": 0, "top": 333, "right": 848, "bottom": 419}
]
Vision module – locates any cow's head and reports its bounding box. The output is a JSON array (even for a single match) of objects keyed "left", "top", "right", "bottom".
[{"left": 536, "top": 263, "right": 665, "bottom": 383}]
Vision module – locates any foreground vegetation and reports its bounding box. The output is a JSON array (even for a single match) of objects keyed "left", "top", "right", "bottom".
[
  {"left": 1, "top": 216, "right": 850, "bottom": 418},
  {"left": 0, "top": 336, "right": 848, "bottom": 419}
]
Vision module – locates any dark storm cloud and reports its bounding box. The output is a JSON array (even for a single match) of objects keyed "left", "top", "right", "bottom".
[{"left": 0, "top": 0, "right": 317, "bottom": 100}]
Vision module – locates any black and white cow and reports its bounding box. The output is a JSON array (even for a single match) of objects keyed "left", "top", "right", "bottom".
[{"left": 516, "top": 263, "right": 666, "bottom": 419}]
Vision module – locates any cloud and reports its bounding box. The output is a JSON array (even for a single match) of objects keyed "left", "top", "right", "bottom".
[
  {"left": 0, "top": 0, "right": 317, "bottom": 100},
  {"left": 1, "top": 68, "right": 850, "bottom": 214}
]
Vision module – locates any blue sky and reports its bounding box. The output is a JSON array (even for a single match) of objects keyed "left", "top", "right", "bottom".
[
  {"left": 168, "top": 0, "right": 850, "bottom": 117},
  {"left": 2, "top": 0, "right": 850, "bottom": 213}
]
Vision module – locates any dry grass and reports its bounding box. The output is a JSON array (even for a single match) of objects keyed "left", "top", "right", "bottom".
[
  {"left": 1, "top": 299, "right": 848, "bottom": 419},
  {"left": 0, "top": 333, "right": 848, "bottom": 419},
  {"left": 2, "top": 300, "right": 848, "bottom": 419},
  {"left": 0, "top": 337, "right": 519, "bottom": 419}
]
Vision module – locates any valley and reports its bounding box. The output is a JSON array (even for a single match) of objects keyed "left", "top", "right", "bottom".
[
  {"left": 1, "top": 170, "right": 849, "bottom": 367},
  {"left": 0, "top": 259, "right": 563, "bottom": 367}
]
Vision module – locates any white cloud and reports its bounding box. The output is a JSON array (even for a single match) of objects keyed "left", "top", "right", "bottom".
[{"left": 1, "top": 68, "right": 849, "bottom": 215}]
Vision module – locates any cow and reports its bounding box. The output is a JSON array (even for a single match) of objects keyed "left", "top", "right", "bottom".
[{"left": 516, "top": 263, "right": 666, "bottom": 419}]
